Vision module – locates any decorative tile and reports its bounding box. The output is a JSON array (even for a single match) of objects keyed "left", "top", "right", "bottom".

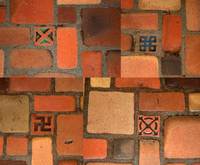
[
  {"left": 139, "top": 36, "right": 157, "bottom": 52},
  {"left": 31, "top": 113, "right": 54, "bottom": 135},
  {"left": 34, "top": 27, "right": 55, "bottom": 46},
  {"left": 138, "top": 115, "right": 160, "bottom": 137}
]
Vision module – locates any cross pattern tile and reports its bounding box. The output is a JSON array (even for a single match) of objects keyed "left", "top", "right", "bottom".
[
  {"left": 139, "top": 36, "right": 157, "bottom": 52},
  {"left": 138, "top": 115, "right": 160, "bottom": 137}
]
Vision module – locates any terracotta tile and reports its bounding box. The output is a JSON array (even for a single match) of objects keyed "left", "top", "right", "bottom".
[
  {"left": 0, "top": 49, "right": 4, "bottom": 77},
  {"left": 55, "top": 78, "right": 83, "bottom": 92},
  {"left": 57, "top": 114, "right": 83, "bottom": 156},
  {"left": 121, "top": 56, "right": 159, "bottom": 78},
  {"left": 82, "top": 8, "right": 120, "bottom": 47},
  {"left": 106, "top": 51, "right": 120, "bottom": 77},
  {"left": 9, "top": 78, "right": 51, "bottom": 92},
  {"left": 57, "top": 27, "right": 78, "bottom": 69},
  {"left": 58, "top": 7, "right": 76, "bottom": 24},
  {"left": 57, "top": 0, "right": 101, "bottom": 4},
  {"left": 164, "top": 116, "right": 200, "bottom": 158},
  {"left": 0, "top": 160, "right": 27, "bottom": 165},
  {"left": 34, "top": 96, "right": 76, "bottom": 112},
  {"left": 32, "top": 137, "right": 53, "bottom": 165},
  {"left": 10, "top": 49, "right": 52, "bottom": 69},
  {"left": 81, "top": 51, "right": 102, "bottom": 77},
  {"left": 0, "top": 6, "right": 5, "bottom": 23},
  {"left": 186, "top": 0, "right": 200, "bottom": 31},
  {"left": 59, "top": 160, "right": 78, "bottom": 165},
  {"left": 0, "top": 136, "right": 3, "bottom": 156},
  {"left": 6, "top": 136, "right": 28, "bottom": 155},
  {"left": 189, "top": 93, "right": 200, "bottom": 111},
  {"left": 139, "top": 140, "right": 160, "bottom": 165},
  {"left": 10, "top": 0, "right": 54, "bottom": 24},
  {"left": 87, "top": 91, "right": 134, "bottom": 134},
  {"left": 121, "top": 0, "right": 134, "bottom": 9},
  {"left": 83, "top": 138, "right": 107, "bottom": 159},
  {"left": 0, "top": 95, "right": 29, "bottom": 133},
  {"left": 121, "top": 33, "right": 133, "bottom": 51},
  {"left": 139, "top": 0, "right": 181, "bottom": 10},
  {"left": 139, "top": 92, "right": 185, "bottom": 112}
]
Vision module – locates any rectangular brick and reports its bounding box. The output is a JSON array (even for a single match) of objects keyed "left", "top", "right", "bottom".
[
  {"left": 106, "top": 51, "right": 120, "bottom": 77},
  {"left": 0, "top": 6, "right": 5, "bottom": 23},
  {"left": 121, "top": 13, "right": 158, "bottom": 30},
  {"left": 57, "top": 0, "right": 101, "bottom": 4},
  {"left": 9, "top": 78, "right": 51, "bottom": 92},
  {"left": 140, "top": 140, "right": 160, "bottom": 165},
  {"left": 0, "top": 136, "right": 3, "bottom": 156},
  {"left": 83, "top": 138, "right": 107, "bottom": 159},
  {"left": 162, "top": 15, "right": 182, "bottom": 52},
  {"left": 0, "top": 27, "right": 30, "bottom": 45},
  {"left": 34, "top": 96, "right": 76, "bottom": 112},
  {"left": 0, "top": 49, "right": 4, "bottom": 77},
  {"left": 139, "top": 92, "right": 185, "bottom": 112},
  {"left": 10, "top": 49, "right": 52, "bottom": 69},
  {"left": 189, "top": 93, "right": 200, "bottom": 111},
  {"left": 57, "top": 27, "right": 78, "bottom": 69}
]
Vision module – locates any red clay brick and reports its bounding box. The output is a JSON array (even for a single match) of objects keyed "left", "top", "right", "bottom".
[
  {"left": 9, "top": 78, "right": 51, "bottom": 92},
  {"left": 115, "top": 78, "right": 161, "bottom": 89},
  {"left": 0, "top": 136, "right": 3, "bottom": 156},
  {"left": 185, "top": 35, "right": 200, "bottom": 75},
  {"left": 10, "top": 0, "right": 54, "bottom": 24},
  {"left": 10, "top": 49, "right": 52, "bottom": 69},
  {"left": 59, "top": 160, "right": 78, "bottom": 165},
  {"left": 83, "top": 138, "right": 107, "bottom": 159},
  {"left": 0, "top": 27, "right": 30, "bottom": 45},
  {"left": 0, "top": 49, "right": 4, "bottom": 77},
  {"left": 56, "top": 78, "right": 83, "bottom": 92},
  {"left": 121, "top": 56, "right": 159, "bottom": 78},
  {"left": 106, "top": 51, "right": 120, "bottom": 77},
  {"left": 121, "top": 0, "right": 134, "bottom": 9},
  {"left": 58, "top": 7, "right": 76, "bottom": 24},
  {"left": 82, "top": 8, "right": 120, "bottom": 47},
  {"left": 140, "top": 140, "right": 160, "bottom": 165},
  {"left": 186, "top": 0, "right": 200, "bottom": 31},
  {"left": 121, "top": 13, "right": 158, "bottom": 30},
  {"left": 162, "top": 15, "right": 182, "bottom": 52},
  {"left": 6, "top": 136, "right": 28, "bottom": 156},
  {"left": 0, "top": 6, "right": 6, "bottom": 23},
  {"left": 139, "top": 0, "right": 181, "bottom": 11},
  {"left": 57, "top": 27, "right": 78, "bottom": 69},
  {"left": 139, "top": 92, "right": 185, "bottom": 112},
  {"left": 164, "top": 116, "right": 200, "bottom": 158},
  {"left": 81, "top": 51, "right": 102, "bottom": 77},
  {"left": 57, "top": 0, "right": 101, "bottom": 4},
  {"left": 34, "top": 96, "right": 75, "bottom": 112},
  {"left": 57, "top": 114, "right": 83, "bottom": 156},
  {"left": 121, "top": 33, "right": 132, "bottom": 51}
]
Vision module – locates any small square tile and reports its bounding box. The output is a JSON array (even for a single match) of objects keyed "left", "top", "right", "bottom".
[
  {"left": 31, "top": 113, "right": 54, "bottom": 135},
  {"left": 138, "top": 115, "right": 160, "bottom": 137},
  {"left": 139, "top": 36, "right": 157, "bottom": 52},
  {"left": 34, "top": 27, "right": 55, "bottom": 46}
]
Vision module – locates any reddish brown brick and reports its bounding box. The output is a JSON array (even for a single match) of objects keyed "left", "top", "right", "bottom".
[
  {"left": 9, "top": 78, "right": 51, "bottom": 92},
  {"left": 10, "top": 49, "right": 52, "bottom": 69},
  {"left": 81, "top": 51, "right": 102, "bottom": 77},
  {"left": 59, "top": 160, "right": 78, "bottom": 165},
  {"left": 82, "top": 8, "right": 120, "bottom": 47},
  {"left": 140, "top": 140, "right": 160, "bottom": 165},
  {"left": 57, "top": 27, "right": 78, "bottom": 69},
  {"left": 83, "top": 138, "right": 107, "bottom": 159},
  {"left": 139, "top": 92, "right": 185, "bottom": 112},
  {"left": 6, "top": 136, "right": 28, "bottom": 156},
  {"left": 56, "top": 78, "right": 83, "bottom": 92},
  {"left": 0, "top": 160, "right": 27, "bottom": 165},
  {"left": 164, "top": 116, "right": 200, "bottom": 158},
  {"left": 57, "top": 114, "right": 83, "bottom": 156},
  {"left": 121, "top": 13, "right": 158, "bottom": 30},
  {"left": 186, "top": 0, "right": 200, "bottom": 31},
  {"left": 115, "top": 78, "right": 161, "bottom": 89},
  {"left": 185, "top": 35, "right": 200, "bottom": 75},
  {"left": 10, "top": 0, "right": 54, "bottom": 24},
  {"left": 34, "top": 96, "right": 75, "bottom": 112},
  {"left": 106, "top": 51, "right": 120, "bottom": 77},
  {"left": 121, "top": 33, "right": 132, "bottom": 51},
  {"left": 121, "top": 56, "right": 159, "bottom": 78},
  {"left": 0, "top": 27, "right": 30, "bottom": 45},
  {"left": 58, "top": 7, "right": 76, "bottom": 24},
  {"left": 162, "top": 15, "right": 182, "bottom": 52},
  {"left": 57, "top": 0, "right": 101, "bottom": 4},
  {"left": 0, "top": 49, "right": 4, "bottom": 77},
  {"left": 121, "top": 0, "right": 134, "bottom": 9},
  {"left": 0, "top": 136, "right": 3, "bottom": 156},
  {"left": 0, "top": 6, "right": 6, "bottom": 23}
]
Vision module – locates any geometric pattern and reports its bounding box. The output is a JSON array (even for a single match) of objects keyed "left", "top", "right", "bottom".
[
  {"left": 139, "top": 36, "right": 157, "bottom": 52},
  {"left": 34, "top": 27, "right": 55, "bottom": 46},
  {"left": 138, "top": 115, "right": 160, "bottom": 137}
]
